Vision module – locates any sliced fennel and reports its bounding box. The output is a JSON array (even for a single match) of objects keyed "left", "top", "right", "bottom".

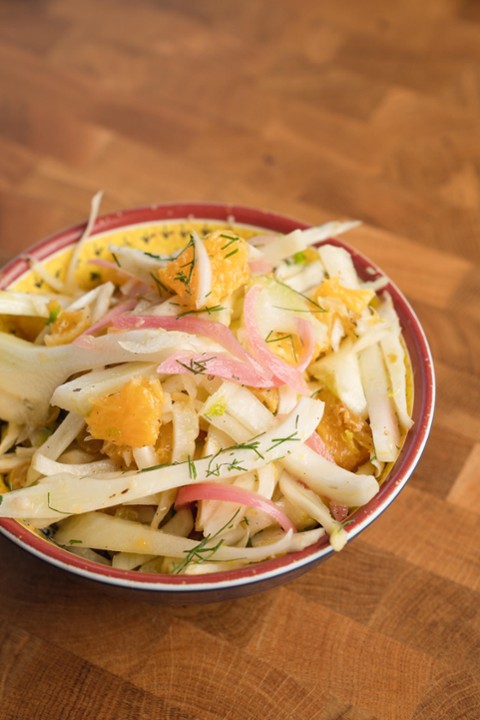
[
  {"left": 53, "top": 510, "right": 324, "bottom": 565},
  {"left": 257, "top": 221, "right": 361, "bottom": 266},
  {"left": 52, "top": 362, "right": 158, "bottom": 415},
  {"left": 0, "top": 397, "right": 323, "bottom": 519},
  {"left": 310, "top": 339, "right": 368, "bottom": 418},
  {"left": 358, "top": 343, "right": 402, "bottom": 462},
  {"left": 317, "top": 243, "right": 361, "bottom": 289},
  {"left": 202, "top": 381, "right": 378, "bottom": 512},
  {"left": 378, "top": 294, "right": 413, "bottom": 432},
  {"left": 279, "top": 473, "right": 347, "bottom": 551},
  {"left": 0, "top": 291, "right": 68, "bottom": 318},
  {"left": 0, "top": 329, "right": 224, "bottom": 426}
]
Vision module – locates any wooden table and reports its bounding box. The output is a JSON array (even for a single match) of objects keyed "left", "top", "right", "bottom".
[{"left": 1, "top": 1, "right": 479, "bottom": 718}]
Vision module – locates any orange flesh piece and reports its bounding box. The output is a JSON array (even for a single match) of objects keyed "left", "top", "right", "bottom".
[
  {"left": 313, "top": 277, "right": 374, "bottom": 315},
  {"left": 44, "top": 308, "right": 91, "bottom": 346},
  {"left": 315, "top": 388, "right": 373, "bottom": 471},
  {"left": 157, "top": 230, "right": 250, "bottom": 310},
  {"left": 86, "top": 377, "right": 164, "bottom": 448}
]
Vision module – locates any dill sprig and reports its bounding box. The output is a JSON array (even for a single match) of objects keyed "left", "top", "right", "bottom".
[
  {"left": 205, "top": 449, "right": 227, "bottom": 478},
  {"left": 266, "top": 430, "right": 301, "bottom": 453},
  {"left": 139, "top": 462, "right": 171, "bottom": 473},
  {"left": 46, "top": 305, "right": 61, "bottom": 325},
  {"left": 173, "top": 234, "right": 196, "bottom": 290},
  {"left": 176, "top": 356, "right": 217, "bottom": 375},
  {"left": 202, "top": 438, "right": 266, "bottom": 478},
  {"left": 273, "top": 277, "right": 326, "bottom": 313},
  {"left": 205, "top": 446, "right": 253, "bottom": 478},
  {"left": 173, "top": 508, "right": 241, "bottom": 574},
  {"left": 143, "top": 247, "right": 177, "bottom": 260},
  {"left": 265, "top": 330, "right": 298, "bottom": 362},
  {"left": 265, "top": 414, "right": 301, "bottom": 452},
  {"left": 177, "top": 304, "right": 225, "bottom": 318},
  {"left": 273, "top": 306, "right": 326, "bottom": 314},
  {"left": 220, "top": 234, "right": 241, "bottom": 259},
  {"left": 187, "top": 455, "right": 197, "bottom": 480},
  {"left": 230, "top": 439, "right": 265, "bottom": 459},
  {"left": 149, "top": 272, "right": 170, "bottom": 295},
  {"left": 220, "top": 233, "right": 240, "bottom": 247},
  {"left": 47, "top": 492, "right": 70, "bottom": 515}
]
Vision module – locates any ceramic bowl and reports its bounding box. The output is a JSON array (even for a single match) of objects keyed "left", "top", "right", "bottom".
[{"left": 0, "top": 202, "right": 435, "bottom": 603}]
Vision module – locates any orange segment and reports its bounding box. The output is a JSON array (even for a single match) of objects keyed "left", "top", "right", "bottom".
[
  {"left": 1, "top": 299, "right": 62, "bottom": 342},
  {"left": 264, "top": 330, "right": 303, "bottom": 366},
  {"left": 315, "top": 388, "right": 373, "bottom": 471},
  {"left": 156, "top": 421, "right": 174, "bottom": 464},
  {"left": 86, "top": 377, "right": 164, "bottom": 448},
  {"left": 8, "top": 316, "right": 46, "bottom": 342},
  {"left": 313, "top": 277, "right": 374, "bottom": 315},
  {"left": 44, "top": 308, "right": 91, "bottom": 346},
  {"left": 157, "top": 230, "right": 250, "bottom": 310},
  {"left": 249, "top": 387, "right": 279, "bottom": 414}
]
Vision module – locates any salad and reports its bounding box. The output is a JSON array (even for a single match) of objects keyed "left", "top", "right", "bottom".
[{"left": 0, "top": 196, "right": 412, "bottom": 575}]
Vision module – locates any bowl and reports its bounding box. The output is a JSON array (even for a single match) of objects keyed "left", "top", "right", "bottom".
[{"left": 0, "top": 202, "right": 435, "bottom": 603}]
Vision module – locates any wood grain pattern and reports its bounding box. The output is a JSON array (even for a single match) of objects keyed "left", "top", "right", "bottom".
[{"left": 0, "top": 1, "right": 479, "bottom": 718}]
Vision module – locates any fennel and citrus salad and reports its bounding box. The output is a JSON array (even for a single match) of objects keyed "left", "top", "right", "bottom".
[{"left": 0, "top": 196, "right": 413, "bottom": 575}]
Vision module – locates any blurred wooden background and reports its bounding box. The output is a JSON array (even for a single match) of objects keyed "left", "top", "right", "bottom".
[{"left": 0, "top": 1, "right": 479, "bottom": 719}]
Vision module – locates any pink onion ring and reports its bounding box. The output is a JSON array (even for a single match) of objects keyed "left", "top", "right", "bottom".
[
  {"left": 157, "top": 352, "right": 277, "bottom": 388},
  {"left": 248, "top": 258, "right": 274, "bottom": 274},
  {"left": 175, "top": 481, "right": 295, "bottom": 532},
  {"left": 243, "top": 285, "right": 309, "bottom": 395},
  {"left": 113, "top": 314, "right": 273, "bottom": 383}
]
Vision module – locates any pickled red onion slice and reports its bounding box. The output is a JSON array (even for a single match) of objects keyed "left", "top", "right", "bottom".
[
  {"left": 175, "top": 481, "right": 296, "bottom": 533},
  {"left": 115, "top": 315, "right": 249, "bottom": 361},
  {"left": 113, "top": 314, "right": 273, "bottom": 381},
  {"left": 157, "top": 352, "right": 277, "bottom": 388},
  {"left": 249, "top": 258, "right": 274, "bottom": 274},
  {"left": 243, "top": 285, "right": 309, "bottom": 395}
]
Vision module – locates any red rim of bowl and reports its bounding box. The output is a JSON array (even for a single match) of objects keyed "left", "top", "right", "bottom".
[{"left": 0, "top": 202, "right": 435, "bottom": 593}]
